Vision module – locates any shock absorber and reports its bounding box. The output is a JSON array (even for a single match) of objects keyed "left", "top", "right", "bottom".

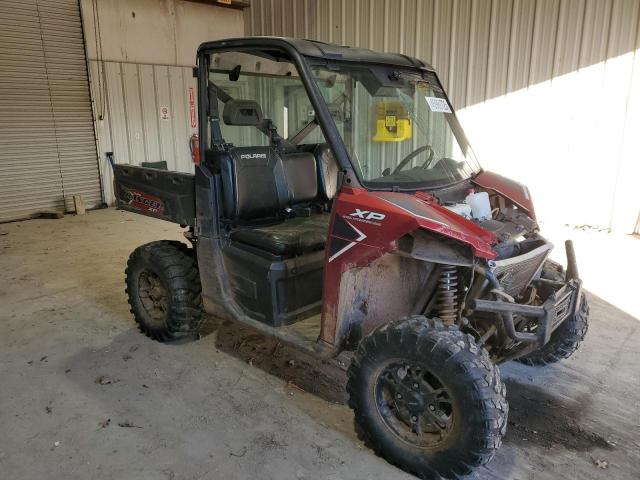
[{"left": 436, "top": 265, "right": 458, "bottom": 324}]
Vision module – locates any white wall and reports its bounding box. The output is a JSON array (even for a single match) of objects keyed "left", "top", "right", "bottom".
[
  {"left": 81, "top": 0, "right": 244, "bottom": 66},
  {"left": 80, "top": 0, "right": 245, "bottom": 204}
]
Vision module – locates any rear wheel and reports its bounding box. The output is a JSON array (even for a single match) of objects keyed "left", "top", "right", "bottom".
[
  {"left": 125, "top": 241, "right": 202, "bottom": 342},
  {"left": 347, "top": 316, "right": 508, "bottom": 479}
]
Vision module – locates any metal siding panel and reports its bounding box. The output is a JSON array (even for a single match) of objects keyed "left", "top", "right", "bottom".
[
  {"left": 449, "top": 0, "right": 472, "bottom": 108},
  {"left": 529, "top": 0, "right": 560, "bottom": 86},
  {"left": 88, "top": 60, "right": 115, "bottom": 204},
  {"left": 356, "top": 0, "right": 373, "bottom": 48},
  {"left": 331, "top": 0, "right": 344, "bottom": 46},
  {"left": 579, "top": 0, "right": 613, "bottom": 68},
  {"left": 486, "top": 0, "right": 513, "bottom": 99},
  {"left": 370, "top": 0, "right": 387, "bottom": 52},
  {"left": 343, "top": 0, "right": 359, "bottom": 47},
  {"left": 169, "top": 67, "right": 190, "bottom": 174},
  {"left": 121, "top": 63, "right": 146, "bottom": 165},
  {"left": 466, "top": 0, "right": 492, "bottom": 106},
  {"left": 506, "top": 0, "right": 536, "bottom": 92},
  {"left": 431, "top": 0, "right": 454, "bottom": 91},
  {"left": 415, "top": 0, "right": 435, "bottom": 64},
  {"left": 384, "top": 0, "right": 401, "bottom": 53},
  {"left": 138, "top": 64, "right": 162, "bottom": 168},
  {"left": 552, "top": 0, "right": 585, "bottom": 77},
  {"left": 153, "top": 66, "right": 175, "bottom": 170},
  {"left": 104, "top": 62, "right": 131, "bottom": 166}
]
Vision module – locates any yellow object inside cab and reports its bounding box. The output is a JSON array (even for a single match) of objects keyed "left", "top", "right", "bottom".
[{"left": 372, "top": 101, "right": 412, "bottom": 142}]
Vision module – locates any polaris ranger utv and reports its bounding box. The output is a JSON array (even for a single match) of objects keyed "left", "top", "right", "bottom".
[{"left": 114, "top": 37, "right": 588, "bottom": 479}]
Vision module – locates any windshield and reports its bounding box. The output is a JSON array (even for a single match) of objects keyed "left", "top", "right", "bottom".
[{"left": 310, "top": 64, "right": 481, "bottom": 190}]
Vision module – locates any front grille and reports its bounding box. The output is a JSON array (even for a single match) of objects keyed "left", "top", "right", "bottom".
[{"left": 492, "top": 240, "right": 552, "bottom": 297}]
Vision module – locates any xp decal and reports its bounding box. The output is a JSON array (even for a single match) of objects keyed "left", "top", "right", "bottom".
[{"left": 345, "top": 208, "right": 386, "bottom": 226}]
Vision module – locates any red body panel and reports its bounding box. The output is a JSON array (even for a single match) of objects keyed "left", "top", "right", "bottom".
[
  {"left": 319, "top": 187, "right": 498, "bottom": 345},
  {"left": 473, "top": 171, "right": 536, "bottom": 219}
]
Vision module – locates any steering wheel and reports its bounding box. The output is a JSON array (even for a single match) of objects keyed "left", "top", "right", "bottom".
[{"left": 392, "top": 145, "right": 435, "bottom": 174}]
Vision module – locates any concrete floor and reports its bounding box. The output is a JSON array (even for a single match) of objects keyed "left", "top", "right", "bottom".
[{"left": 0, "top": 208, "right": 638, "bottom": 480}]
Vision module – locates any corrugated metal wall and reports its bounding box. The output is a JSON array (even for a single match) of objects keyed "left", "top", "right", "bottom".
[
  {"left": 244, "top": 0, "right": 640, "bottom": 232},
  {"left": 89, "top": 61, "right": 198, "bottom": 205}
]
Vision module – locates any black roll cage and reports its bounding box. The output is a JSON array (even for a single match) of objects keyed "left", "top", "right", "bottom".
[
  {"left": 196, "top": 37, "right": 360, "bottom": 187},
  {"left": 194, "top": 37, "right": 470, "bottom": 193}
]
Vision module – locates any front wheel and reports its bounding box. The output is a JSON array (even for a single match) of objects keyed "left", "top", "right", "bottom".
[
  {"left": 516, "top": 297, "right": 589, "bottom": 366},
  {"left": 347, "top": 316, "right": 508, "bottom": 479},
  {"left": 516, "top": 259, "right": 589, "bottom": 366}
]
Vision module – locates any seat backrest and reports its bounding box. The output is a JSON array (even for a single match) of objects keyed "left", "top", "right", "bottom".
[
  {"left": 281, "top": 152, "right": 318, "bottom": 204},
  {"left": 222, "top": 99, "right": 264, "bottom": 126},
  {"left": 218, "top": 146, "right": 290, "bottom": 221},
  {"left": 300, "top": 143, "right": 340, "bottom": 201}
]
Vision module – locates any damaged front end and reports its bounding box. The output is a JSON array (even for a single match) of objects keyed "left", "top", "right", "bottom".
[
  {"left": 391, "top": 188, "right": 584, "bottom": 363},
  {"left": 468, "top": 239, "right": 583, "bottom": 362}
]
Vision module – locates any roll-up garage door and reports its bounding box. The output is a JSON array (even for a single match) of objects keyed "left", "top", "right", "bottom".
[{"left": 0, "top": 0, "right": 101, "bottom": 222}]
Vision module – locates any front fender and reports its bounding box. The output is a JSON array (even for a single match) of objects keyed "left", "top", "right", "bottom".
[{"left": 473, "top": 171, "right": 536, "bottom": 219}]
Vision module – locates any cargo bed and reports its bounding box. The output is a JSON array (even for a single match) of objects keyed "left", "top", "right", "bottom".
[{"left": 113, "top": 164, "right": 195, "bottom": 226}]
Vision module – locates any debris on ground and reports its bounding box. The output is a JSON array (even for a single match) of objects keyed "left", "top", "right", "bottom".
[
  {"left": 117, "top": 421, "right": 142, "bottom": 428},
  {"left": 40, "top": 356, "right": 48, "bottom": 362},
  {"left": 122, "top": 353, "right": 132, "bottom": 361},
  {"left": 95, "top": 375, "right": 114, "bottom": 385},
  {"left": 98, "top": 418, "right": 111, "bottom": 428},
  {"left": 45, "top": 402, "right": 52, "bottom": 414},
  {"left": 287, "top": 380, "right": 305, "bottom": 393},
  {"left": 229, "top": 446, "right": 247, "bottom": 458},
  {"left": 593, "top": 458, "right": 609, "bottom": 469}
]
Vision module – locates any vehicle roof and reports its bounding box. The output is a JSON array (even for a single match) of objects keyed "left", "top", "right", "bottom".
[{"left": 197, "top": 36, "right": 434, "bottom": 71}]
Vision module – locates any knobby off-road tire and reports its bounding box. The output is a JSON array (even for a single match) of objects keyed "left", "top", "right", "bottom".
[
  {"left": 516, "top": 297, "right": 589, "bottom": 366},
  {"left": 347, "top": 316, "right": 508, "bottom": 479},
  {"left": 516, "top": 260, "right": 589, "bottom": 366},
  {"left": 125, "top": 240, "right": 202, "bottom": 342}
]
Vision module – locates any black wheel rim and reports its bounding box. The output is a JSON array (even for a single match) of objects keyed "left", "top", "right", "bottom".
[
  {"left": 138, "top": 270, "right": 168, "bottom": 326},
  {"left": 374, "top": 361, "right": 454, "bottom": 449}
]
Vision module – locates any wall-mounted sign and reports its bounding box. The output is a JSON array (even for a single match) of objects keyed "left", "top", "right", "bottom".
[
  {"left": 160, "top": 106, "right": 170, "bottom": 120},
  {"left": 188, "top": 87, "right": 197, "bottom": 128}
]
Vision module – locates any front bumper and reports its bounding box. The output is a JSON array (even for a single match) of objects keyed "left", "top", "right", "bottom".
[{"left": 471, "top": 240, "right": 583, "bottom": 347}]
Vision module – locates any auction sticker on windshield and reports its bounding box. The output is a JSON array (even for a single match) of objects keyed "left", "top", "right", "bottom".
[{"left": 425, "top": 96, "right": 451, "bottom": 113}]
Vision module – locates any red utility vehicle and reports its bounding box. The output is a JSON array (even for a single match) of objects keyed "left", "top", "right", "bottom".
[{"left": 114, "top": 37, "right": 588, "bottom": 479}]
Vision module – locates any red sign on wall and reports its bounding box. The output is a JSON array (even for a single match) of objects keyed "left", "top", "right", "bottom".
[{"left": 189, "top": 87, "right": 197, "bottom": 128}]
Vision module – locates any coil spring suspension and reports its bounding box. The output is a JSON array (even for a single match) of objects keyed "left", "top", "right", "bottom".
[{"left": 436, "top": 266, "right": 458, "bottom": 324}]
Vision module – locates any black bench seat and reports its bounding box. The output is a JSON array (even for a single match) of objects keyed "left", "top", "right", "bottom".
[{"left": 230, "top": 214, "right": 330, "bottom": 256}]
